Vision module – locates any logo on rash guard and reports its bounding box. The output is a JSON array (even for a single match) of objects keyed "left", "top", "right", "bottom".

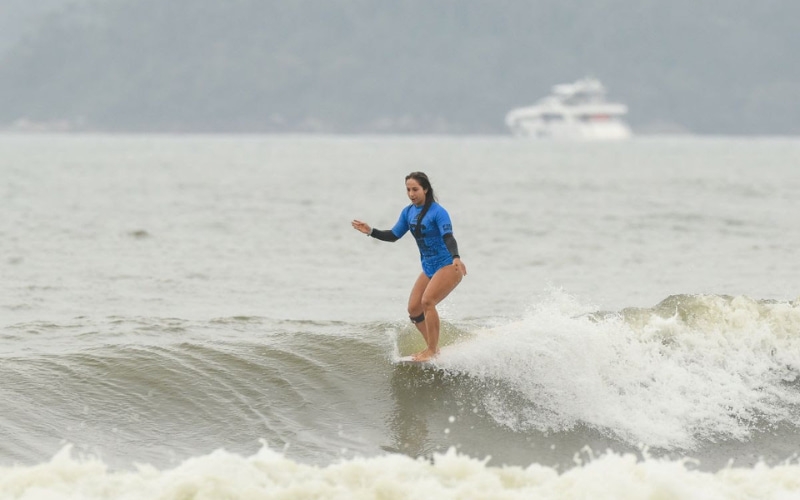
[{"left": 411, "top": 223, "right": 427, "bottom": 243}]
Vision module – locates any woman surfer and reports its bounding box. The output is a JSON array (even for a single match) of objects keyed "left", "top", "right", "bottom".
[{"left": 352, "top": 172, "right": 466, "bottom": 362}]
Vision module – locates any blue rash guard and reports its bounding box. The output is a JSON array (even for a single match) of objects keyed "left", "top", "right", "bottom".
[{"left": 388, "top": 202, "right": 457, "bottom": 277}]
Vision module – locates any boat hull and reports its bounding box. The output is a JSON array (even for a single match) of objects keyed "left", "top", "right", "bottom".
[{"left": 507, "top": 118, "right": 632, "bottom": 140}]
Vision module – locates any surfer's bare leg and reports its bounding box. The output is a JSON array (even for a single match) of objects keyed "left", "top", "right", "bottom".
[
  {"left": 408, "top": 273, "right": 431, "bottom": 353},
  {"left": 415, "top": 264, "right": 463, "bottom": 362}
]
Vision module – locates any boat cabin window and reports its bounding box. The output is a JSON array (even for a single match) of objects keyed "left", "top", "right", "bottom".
[
  {"left": 580, "top": 114, "right": 611, "bottom": 122},
  {"left": 542, "top": 113, "right": 564, "bottom": 122}
]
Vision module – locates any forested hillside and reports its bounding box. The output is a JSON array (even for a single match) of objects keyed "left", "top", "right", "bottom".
[{"left": 1, "top": 0, "right": 798, "bottom": 134}]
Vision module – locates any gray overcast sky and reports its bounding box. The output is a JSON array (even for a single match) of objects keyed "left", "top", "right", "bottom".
[{"left": 1, "top": 1, "right": 798, "bottom": 135}]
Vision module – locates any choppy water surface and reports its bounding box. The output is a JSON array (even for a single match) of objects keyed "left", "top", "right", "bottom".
[{"left": 2, "top": 134, "right": 800, "bottom": 498}]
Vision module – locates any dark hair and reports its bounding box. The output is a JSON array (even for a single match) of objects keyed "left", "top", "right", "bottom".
[{"left": 405, "top": 171, "right": 436, "bottom": 238}]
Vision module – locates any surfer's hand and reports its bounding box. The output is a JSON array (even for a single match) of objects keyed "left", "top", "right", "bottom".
[
  {"left": 351, "top": 220, "right": 371, "bottom": 235},
  {"left": 453, "top": 258, "right": 467, "bottom": 277}
]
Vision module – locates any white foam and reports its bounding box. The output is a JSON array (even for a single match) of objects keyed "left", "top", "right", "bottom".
[
  {"left": 435, "top": 291, "right": 800, "bottom": 449},
  {"left": 2, "top": 445, "right": 800, "bottom": 499}
]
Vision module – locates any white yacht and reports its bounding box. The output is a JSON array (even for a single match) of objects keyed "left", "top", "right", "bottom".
[{"left": 505, "top": 78, "right": 632, "bottom": 140}]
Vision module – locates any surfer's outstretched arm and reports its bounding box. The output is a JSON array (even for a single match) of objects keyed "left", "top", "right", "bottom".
[
  {"left": 352, "top": 220, "right": 400, "bottom": 242},
  {"left": 369, "top": 229, "right": 399, "bottom": 241}
]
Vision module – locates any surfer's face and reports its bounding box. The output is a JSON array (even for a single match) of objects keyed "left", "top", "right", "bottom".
[{"left": 406, "top": 178, "right": 427, "bottom": 206}]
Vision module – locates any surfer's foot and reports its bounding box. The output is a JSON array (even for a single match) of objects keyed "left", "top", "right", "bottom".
[
  {"left": 412, "top": 348, "right": 439, "bottom": 362},
  {"left": 410, "top": 348, "right": 428, "bottom": 359}
]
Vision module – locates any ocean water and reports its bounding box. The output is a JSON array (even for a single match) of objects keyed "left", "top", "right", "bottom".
[{"left": 2, "top": 133, "right": 800, "bottom": 498}]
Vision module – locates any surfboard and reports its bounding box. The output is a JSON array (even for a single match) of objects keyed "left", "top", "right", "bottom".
[{"left": 395, "top": 355, "right": 438, "bottom": 368}]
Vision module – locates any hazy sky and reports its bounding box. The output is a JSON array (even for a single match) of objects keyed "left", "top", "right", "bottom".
[{"left": 1, "top": 1, "right": 798, "bottom": 134}]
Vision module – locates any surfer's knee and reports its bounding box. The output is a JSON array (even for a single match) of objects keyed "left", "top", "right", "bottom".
[
  {"left": 420, "top": 295, "right": 438, "bottom": 310},
  {"left": 409, "top": 312, "right": 425, "bottom": 324}
]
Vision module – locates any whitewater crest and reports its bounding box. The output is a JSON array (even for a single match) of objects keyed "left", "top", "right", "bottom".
[
  {"left": 433, "top": 292, "right": 800, "bottom": 450},
  {"left": 2, "top": 444, "right": 800, "bottom": 499}
]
